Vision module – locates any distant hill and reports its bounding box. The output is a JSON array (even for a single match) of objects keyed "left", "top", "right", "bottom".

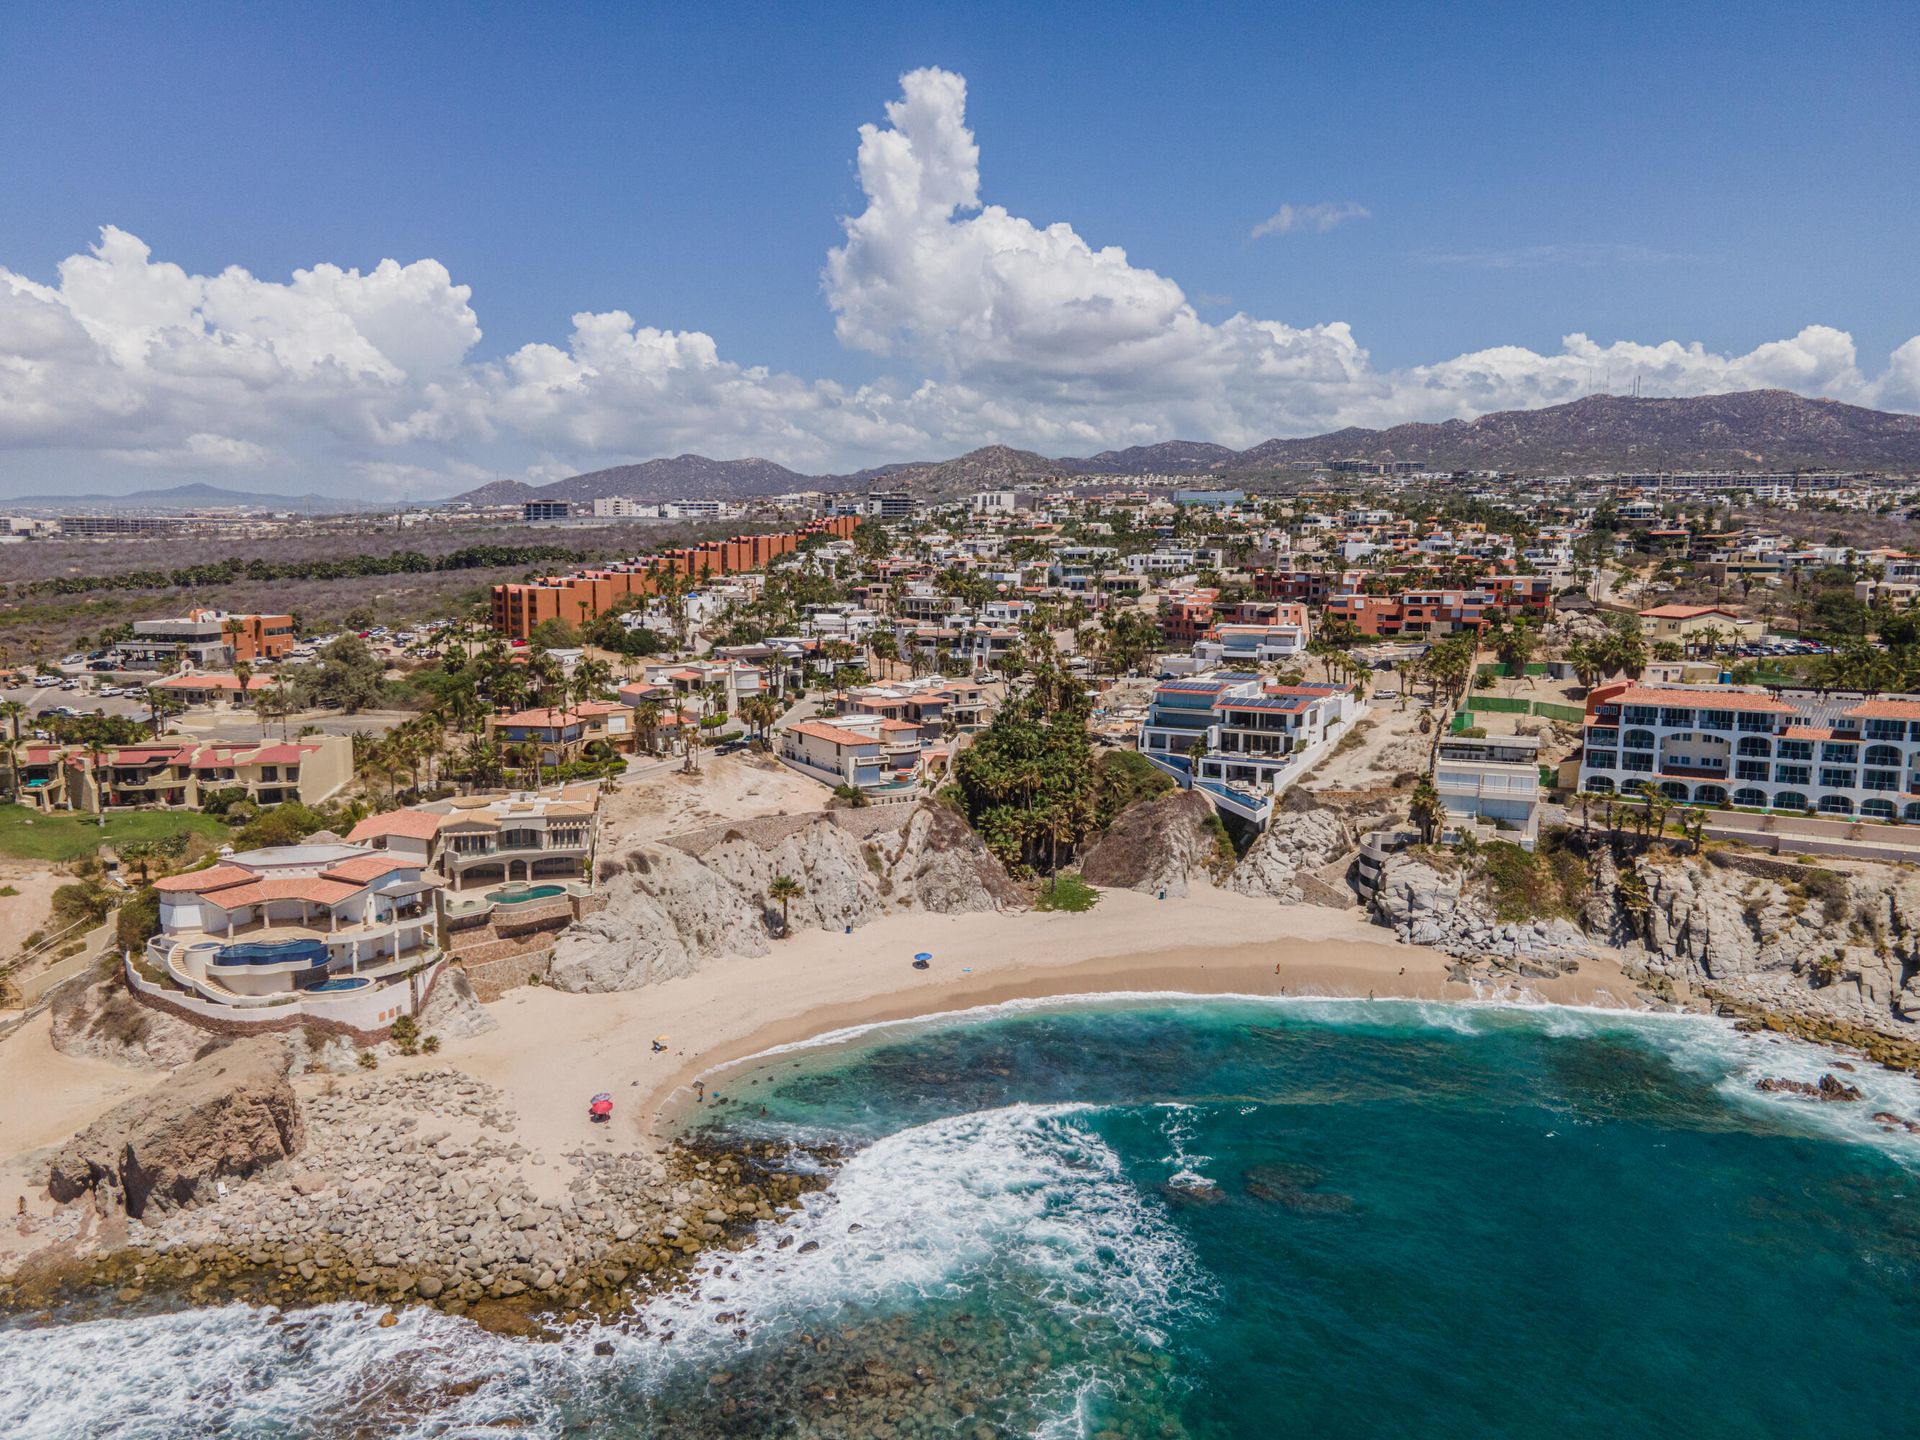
[
  {"left": 7, "top": 482, "right": 368, "bottom": 512},
  {"left": 1234, "top": 391, "right": 1920, "bottom": 473},
  {"left": 451, "top": 455, "right": 812, "bottom": 507},
  {"left": 448, "top": 389, "right": 1920, "bottom": 510}
]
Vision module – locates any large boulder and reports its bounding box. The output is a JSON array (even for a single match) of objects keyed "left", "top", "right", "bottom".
[
  {"left": 50, "top": 973, "right": 226, "bottom": 1071},
  {"left": 414, "top": 967, "right": 496, "bottom": 1042},
  {"left": 1229, "top": 805, "right": 1354, "bottom": 903},
  {"left": 47, "top": 1038, "right": 304, "bottom": 1218},
  {"left": 1079, "top": 789, "right": 1221, "bottom": 898}
]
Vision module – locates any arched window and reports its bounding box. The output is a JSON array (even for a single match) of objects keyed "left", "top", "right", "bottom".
[
  {"left": 1732, "top": 788, "right": 1767, "bottom": 808},
  {"left": 1660, "top": 781, "right": 1689, "bottom": 801},
  {"left": 1866, "top": 744, "right": 1903, "bottom": 768},
  {"left": 1818, "top": 795, "right": 1854, "bottom": 815},
  {"left": 1904, "top": 802, "right": 1920, "bottom": 822},
  {"left": 1862, "top": 798, "right": 1896, "bottom": 820},
  {"left": 1773, "top": 791, "right": 1809, "bottom": 812},
  {"left": 1623, "top": 729, "right": 1655, "bottom": 750},
  {"left": 1586, "top": 776, "right": 1615, "bottom": 794},
  {"left": 1736, "top": 736, "right": 1771, "bottom": 757},
  {"left": 1694, "top": 785, "right": 1727, "bottom": 805}
]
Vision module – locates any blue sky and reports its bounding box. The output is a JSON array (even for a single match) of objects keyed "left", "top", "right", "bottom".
[{"left": 2, "top": 1, "right": 1916, "bottom": 496}]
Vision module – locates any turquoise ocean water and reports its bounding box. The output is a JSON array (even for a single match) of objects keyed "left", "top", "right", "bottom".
[{"left": 3, "top": 997, "right": 1918, "bottom": 1437}]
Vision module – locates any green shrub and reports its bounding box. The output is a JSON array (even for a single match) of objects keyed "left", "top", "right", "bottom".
[
  {"left": 1034, "top": 873, "right": 1100, "bottom": 913},
  {"left": 1093, "top": 749, "right": 1175, "bottom": 827}
]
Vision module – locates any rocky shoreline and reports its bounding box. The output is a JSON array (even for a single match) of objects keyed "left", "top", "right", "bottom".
[{"left": 2, "top": 1065, "right": 839, "bottom": 1335}]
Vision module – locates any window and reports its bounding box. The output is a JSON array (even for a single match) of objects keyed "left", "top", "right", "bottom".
[
  {"left": 1624, "top": 729, "right": 1656, "bottom": 750},
  {"left": 1862, "top": 798, "right": 1896, "bottom": 820},
  {"left": 1732, "top": 788, "right": 1767, "bottom": 808},
  {"left": 1737, "top": 714, "right": 1775, "bottom": 733},
  {"left": 1865, "top": 770, "right": 1899, "bottom": 791},
  {"left": 1820, "top": 768, "right": 1856, "bottom": 790},
  {"left": 1819, "top": 795, "right": 1855, "bottom": 815},
  {"left": 1622, "top": 753, "right": 1654, "bottom": 773},
  {"left": 1587, "top": 753, "right": 1617, "bottom": 771},
  {"left": 1735, "top": 761, "right": 1769, "bottom": 782},
  {"left": 1777, "top": 740, "right": 1813, "bottom": 761},
  {"left": 1866, "top": 720, "right": 1906, "bottom": 741},
  {"left": 1821, "top": 742, "right": 1859, "bottom": 764},
  {"left": 1588, "top": 728, "right": 1620, "bottom": 749},
  {"left": 1660, "top": 708, "right": 1695, "bottom": 728},
  {"left": 1736, "top": 736, "right": 1771, "bottom": 757},
  {"left": 1624, "top": 706, "right": 1658, "bottom": 726},
  {"left": 1775, "top": 764, "right": 1811, "bottom": 785},
  {"left": 1865, "top": 745, "right": 1903, "bottom": 767},
  {"left": 1699, "top": 710, "right": 1735, "bottom": 731},
  {"left": 1773, "top": 791, "right": 1809, "bottom": 811}
]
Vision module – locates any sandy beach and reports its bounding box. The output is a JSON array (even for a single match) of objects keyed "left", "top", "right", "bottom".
[
  {"left": 0, "top": 885, "right": 1644, "bottom": 1279},
  {"left": 435, "top": 887, "right": 1641, "bottom": 1159}
]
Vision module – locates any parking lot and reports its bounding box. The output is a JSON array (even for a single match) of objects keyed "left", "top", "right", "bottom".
[{"left": 0, "top": 681, "right": 153, "bottom": 727}]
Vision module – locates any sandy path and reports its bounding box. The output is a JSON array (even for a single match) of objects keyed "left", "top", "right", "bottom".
[{"left": 0, "top": 1013, "right": 166, "bottom": 1252}]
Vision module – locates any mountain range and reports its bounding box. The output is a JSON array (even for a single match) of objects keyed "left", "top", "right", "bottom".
[
  {"left": 6, "top": 482, "right": 381, "bottom": 512},
  {"left": 448, "top": 390, "right": 1920, "bottom": 507}
]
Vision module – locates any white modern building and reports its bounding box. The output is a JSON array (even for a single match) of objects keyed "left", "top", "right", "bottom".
[
  {"left": 1433, "top": 734, "right": 1542, "bottom": 848},
  {"left": 1138, "top": 672, "right": 1365, "bottom": 827},
  {"left": 1576, "top": 681, "right": 1920, "bottom": 821}
]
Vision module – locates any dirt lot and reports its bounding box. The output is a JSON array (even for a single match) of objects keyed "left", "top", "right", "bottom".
[
  {"left": 0, "top": 862, "right": 60, "bottom": 952},
  {"left": 599, "top": 751, "right": 834, "bottom": 851}
]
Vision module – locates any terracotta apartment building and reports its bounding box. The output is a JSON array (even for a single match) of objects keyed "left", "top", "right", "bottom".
[{"left": 490, "top": 517, "right": 859, "bottom": 639}]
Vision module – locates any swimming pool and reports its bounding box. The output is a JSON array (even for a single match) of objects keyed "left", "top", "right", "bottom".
[
  {"left": 215, "top": 938, "right": 329, "bottom": 968},
  {"left": 308, "top": 976, "right": 371, "bottom": 993},
  {"left": 486, "top": 884, "right": 567, "bottom": 904}
]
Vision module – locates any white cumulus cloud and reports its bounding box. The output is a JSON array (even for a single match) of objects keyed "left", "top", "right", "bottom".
[{"left": 0, "top": 67, "right": 1913, "bottom": 496}]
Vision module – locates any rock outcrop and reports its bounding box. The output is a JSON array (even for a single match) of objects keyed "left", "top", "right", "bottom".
[
  {"left": 1228, "top": 804, "right": 1354, "bottom": 903},
  {"left": 50, "top": 973, "right": 227, "bottom": 1071},
  {"left": 47, "top": 1039, "right": 304, "bottom": 1218},
  {"left": 1078, "top": 789, "right": 1221, "bottom": 897},
  {"left": 413, "top": 967, "right": 497, "bottom": 1043},
  {"left": 1368, "top": 851, "right": 1588, "bottom": 971},
  {"left": 549, "top": 803, "right": 1018, "bottom": 992}
]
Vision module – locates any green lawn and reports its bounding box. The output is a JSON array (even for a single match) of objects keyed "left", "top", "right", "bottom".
[{"left": 0, "top": 804, "right": 230, "bottom": 862}]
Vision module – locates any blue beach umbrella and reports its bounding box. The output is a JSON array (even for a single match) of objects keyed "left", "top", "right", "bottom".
[{"left": 912, "top": 951, "right": 933, "bottom": 969}]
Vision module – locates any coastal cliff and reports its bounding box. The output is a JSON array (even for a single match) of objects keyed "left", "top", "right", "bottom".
[
  {"left": 550, "top": 802, "right": 1020, "bottom": 992},
  {"left": 1367, "top": 838, "right": 1920, "bottom": 1046}
]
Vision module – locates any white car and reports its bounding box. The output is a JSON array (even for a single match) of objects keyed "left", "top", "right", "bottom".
[{"left": 1375, "top": 687, "right": 1399, "bottom": 700}]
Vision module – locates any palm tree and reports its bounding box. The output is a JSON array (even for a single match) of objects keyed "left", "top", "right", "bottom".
[
  {"left": 85, "top": 736, "right": 109, "bottom": 825},
  {"left": 1409, "top": 773, "right": 1443, "bottom": 844},
  {"left": 0, "top": 699, "right": 24, "bottom": 803},
  {"left": 634, "top": 700, "right": 664, "bottom": 757},
  {"left": 767, "top": 874, "right": 803, "bottom": 938}
]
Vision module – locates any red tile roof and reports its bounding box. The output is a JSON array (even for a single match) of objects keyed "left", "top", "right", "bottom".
[
  {"left": 153, "top": 864, "right": 253, "bottom": 894},
  {"left": 320, "top": 854, "right": 419, "bottom": 884},
  {"left": 1605, "top": 687, "right": 1793, "bottom": 714},
  {"left": 786, "top": 720, "right": 881, "bottom": 747},
  {"left": 346, "top": 810, "right": 447, "bottom": 842},
  {"left": 1845, "top": 700, "right": 1920, "bottom": 721}
]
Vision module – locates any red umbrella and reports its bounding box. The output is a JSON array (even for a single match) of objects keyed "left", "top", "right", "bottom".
[{"left": 589, "top": 1097, "right": 613, "bottom": 1117}]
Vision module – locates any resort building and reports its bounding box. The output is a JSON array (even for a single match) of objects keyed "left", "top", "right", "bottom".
[
  {"left": 488, "top": 516, "right": 860, "bottom": 640},
  {"left": 111, "top": 607, "right": 297, "bottom": 671},
  {"left": 1432, "top": 734, "right": 1543, "bottom": 848},
  {"left": 778, "top": 715, "right": 937, "bottom": 794},
  {"left": 139, "top": 841, "right": 442, "bottom": 1030},
  {"left": 16, "top": 735, "right": 353, "bottom": 814},
  {"left": 487, "top": 701, "right": 634, "bottom": 766},
  {"left": 1137, "top": 672, "right": 1365, "bottom": 828},
  {"left": 1636, "top": 604, "right": 1766, "bottom": 646},
  {"left": 1189, "top": 609, "right": 1312, "bottom": 668},
  {"left": 362, "top": 787, "right": 604, "bottom": 893},
  {"left": 1575, "top": 681, "right": 1920, "bottom": 821}
]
